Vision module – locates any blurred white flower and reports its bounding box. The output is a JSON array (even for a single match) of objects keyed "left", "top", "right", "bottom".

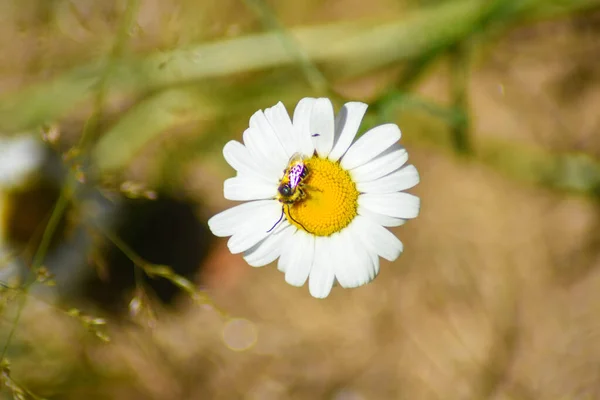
[
  {"left": 208, "top": 98, "right": 420, "bottom": 298},
  {"left": 0, "top": 134, "right": 46, "bottom": 266},
  {"left": 0, "top": 135, "right": 45, "bottom": 189}
]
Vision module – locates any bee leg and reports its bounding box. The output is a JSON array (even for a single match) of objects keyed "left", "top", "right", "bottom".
[
  {"left": 287, "top": 204, "right": 312, "bottom": 234},
  {"left": 267, "top": 206, "right": 285, "bottom": 233}
]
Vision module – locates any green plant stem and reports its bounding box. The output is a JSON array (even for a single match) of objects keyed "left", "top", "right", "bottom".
[
  {"left": 78, "top": 0, "right": 141, "bottom": 151},
  {"left": 0, "top": 0, "right": 140, "bottom": 361},
  {"left": 243, "top": 0, "right": 329, "bottom": 94},
  {"left": 2, "top": 0, "right": 598, "bottom": 133},
  {"left": 448, "top": 41, "right": 472, "bottom": 155},
  {"left": 0, "top": 188, "right": 69, "bottom": 360},
  {"left": 95, "top": 224, "right": 227, "bottom": 317}
]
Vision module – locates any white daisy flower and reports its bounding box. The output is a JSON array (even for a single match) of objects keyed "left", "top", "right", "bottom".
[{"left": 208, "top": 98, "right": 420, "bottom": 298}]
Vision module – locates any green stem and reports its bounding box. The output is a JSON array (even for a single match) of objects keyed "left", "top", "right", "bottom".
[
  {"left": 4, "top": 0, "right": 598, "bottom": 133},
  {"left": 243, "top": 0, "right": 329, "bottom": 95},
  {"left": 78, "top": 0, "right": 141, "bottom": 155},
  {"left": 448, "top": 41, "right": 471, "bottom": 155},
  {"left": 0, "top": 0, "right": 140, "bottom": 361}
]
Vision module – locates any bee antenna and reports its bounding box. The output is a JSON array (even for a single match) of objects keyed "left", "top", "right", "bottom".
[
  {"left": 287, "top": 204, "right": 312, "bottom": 234},
  {"left": 267, "top": 207, "right": 285, "bottom": 233}
]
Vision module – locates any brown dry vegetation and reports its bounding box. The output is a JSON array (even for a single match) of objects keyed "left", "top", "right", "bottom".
[{"left": 2, "top": 1, "right": 600, "bottom": 399}]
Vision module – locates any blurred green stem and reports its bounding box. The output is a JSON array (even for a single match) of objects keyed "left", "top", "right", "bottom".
[
  {"left": 243, "top": 0, "right": 329, "bottom": 95},
  {"left": 78, "top": 0, "right": 141, "bottom": 151},
  {"left": 0, "top": 187, "right": 70, "bottom": 360},
  {"left": 0, "top": 0, "right": 140, "bottom": 362},
  {"left": 448, "top": 41, "right": 472, "bottom": 155},
  {"left": 1, "top": 0, "right": 598, "bottom": 132},
  {"left": 96, "top": 223, "right": 226, "bottom": 316}
]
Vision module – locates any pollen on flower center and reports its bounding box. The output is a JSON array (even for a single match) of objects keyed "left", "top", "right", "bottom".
[{"left": 285, "top": 156, "right": 359, "bottom": 236}]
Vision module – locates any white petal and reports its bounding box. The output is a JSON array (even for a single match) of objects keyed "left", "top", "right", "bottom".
[
  {"left": 264, "top": 102, "right": 297, "bottom": 157},
  {"left": 226, "top": 202, "right": 284, "bottom": 254},
  {"left": 309, "top": 237, "right": 335, "bottom": 298},
  {"left": 277, "top": 257, "right": 286, "bottom": 273},
  {"left": 208, "top": 200, "right": 278, "bottom": 237},
  {"left": 351, "top": 215, "right": 404, "bottom": 262},
  {"left": 333, "top": 229, "right": 373, "bottom": 288},
  {"left": 330, "top": 233, "right": 353, "bottom": 288},
  {"left": 224, "top": 177, "right": 277, "bottom": 201},
  {"left": 292, "top": 97, "right": 317, "bottom": 157},
  {"left": 277, "top": 229, "right": 293, "bottom": 274},
  {"left": 359, "top": 192, "right": 420, "bottom": 219},
  {"left": 228, "top": 228, "right": 271, "bottom": 255},
  {"left": 341, "top": 124, "right": 401, "bottom": 170},
  {"left": 356, "top": 164, "right": 420, "bottom": 194},
  {"left": 358, "top": 205, "right": 407, "bottom": 227},
  {"left": 328, "top": 102, "right": 368, "bottom": 162},
  {"left": 350, "top": 144, "right": 408, "bottom": 183},
  {"left": 243, "top": 223, "right": 293, "bottom": 267},
  {"left": 282, "top": 230, "right": 315, "bottom": 287},
  {"left": 369, "top": 249, "right": 380, "bottom": 278},
  {"left": 243, "top": 127, "right": 284, "bottom": 180},
  {"left": 249, "top": 110, "right": 289, "bottom": 168},
  {"left": 222, "top": 141, "right": 274, "bottom": 183},
  {"left": 346, "top": 228, "right": 378, "bottom": 284},
  {"left": 310, "top": 98, "right": 335, "bottom": 158}
]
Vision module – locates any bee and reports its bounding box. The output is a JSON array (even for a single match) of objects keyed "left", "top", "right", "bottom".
[
  {"left": 267, "top": 152, "right": 311, "bottom": 233},
  {"left": 278, "top": 153, "right": 309, "bottom": 202}
]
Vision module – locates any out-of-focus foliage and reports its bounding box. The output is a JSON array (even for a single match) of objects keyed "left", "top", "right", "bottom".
[{"left": 1, "top": 0, "right": 600, "bottom": 399}]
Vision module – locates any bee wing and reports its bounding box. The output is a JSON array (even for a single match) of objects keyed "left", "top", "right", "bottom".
[
  {"left": 288, "top": 152, "right": 305, "bottom": 164},
  {"left": 287, "top": 164, "right": 304, "bottom": 189}
]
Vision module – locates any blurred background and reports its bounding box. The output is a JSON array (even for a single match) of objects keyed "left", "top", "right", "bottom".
[{"left": 1, "top": 0, "right": 600, "bottom": 399}]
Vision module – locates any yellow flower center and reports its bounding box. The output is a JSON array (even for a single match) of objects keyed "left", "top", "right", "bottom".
[{"left": 285, "top": 156, "right": 359, "bottom": 236}]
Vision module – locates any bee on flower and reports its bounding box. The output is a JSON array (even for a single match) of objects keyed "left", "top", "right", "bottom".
[
  {"left": 277, "top": 152, "right": 309, "bottom": 204},
  {"left": 209, "top": 98, "right": 420, "bottom": 298},
  {"left": 268, "top": 152, "right": 312, "bottom": 234}
]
